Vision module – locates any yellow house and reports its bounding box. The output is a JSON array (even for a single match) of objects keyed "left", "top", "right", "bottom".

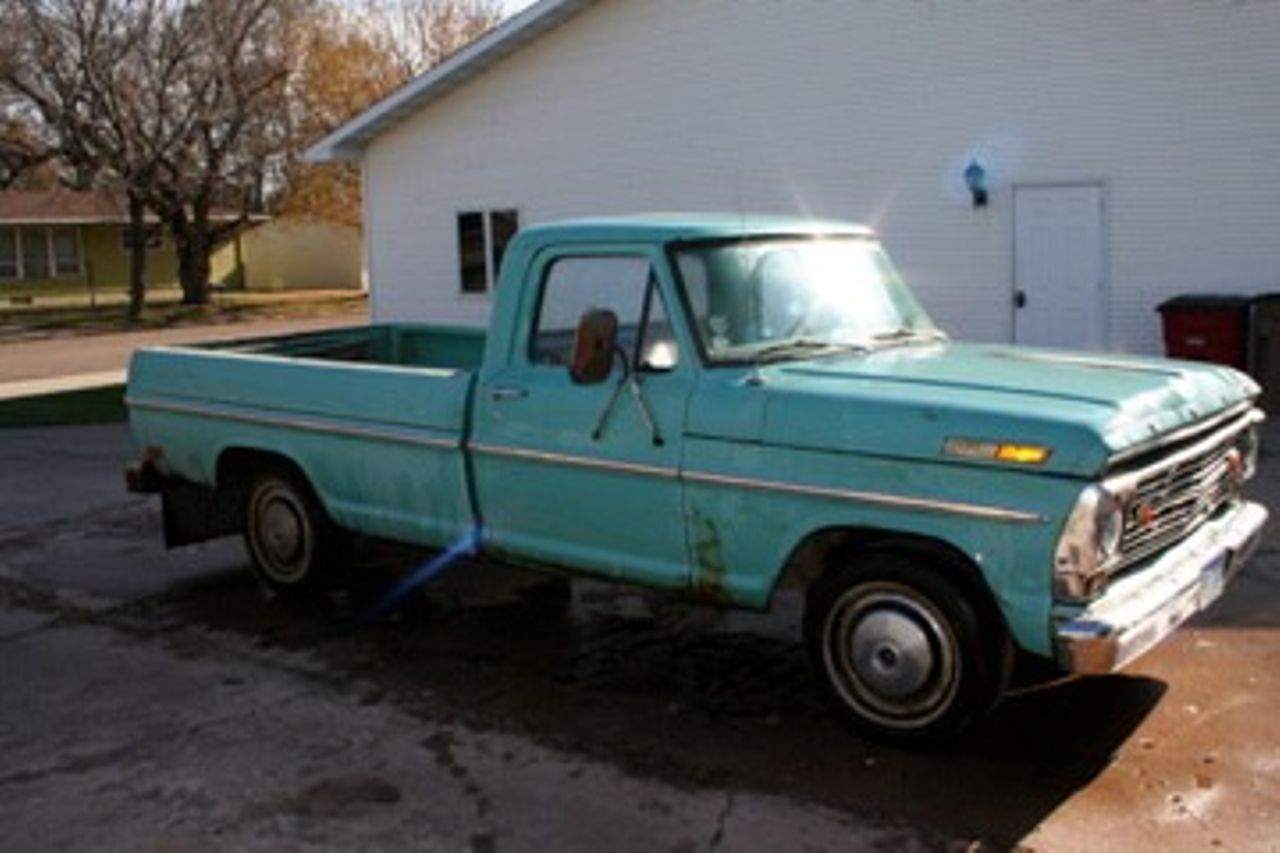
[
  {"left": 210, "top": 218, "right": 363, "bottom": 291},
  {"left": 0, "top": 186, "right": 270, "bottom": 302},
  {"left": 0, "top": 187, "right": 180, "bottom": 300}
]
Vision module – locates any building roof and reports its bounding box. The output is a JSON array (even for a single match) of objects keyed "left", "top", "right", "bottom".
[
  {"left": 0, "top": 186, "right": 150, "bottom": 225},
  {"left": 305, "top": 0, "right": 601, "bottom": 163},
  {"left": 0, "top": 186, "right": 262, "bottom": 226}
]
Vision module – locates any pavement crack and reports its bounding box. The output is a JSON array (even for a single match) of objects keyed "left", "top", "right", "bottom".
[
  {"left": 707, "top": 791, "right": 734, "bottom": 851},
  {"left": 0, "top": 743, "right": 136, "bottom": 788}
]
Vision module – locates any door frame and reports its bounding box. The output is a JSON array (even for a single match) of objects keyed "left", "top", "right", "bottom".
[{"left": 1011, "top": 179, "right": 1112, "bottom": 349}]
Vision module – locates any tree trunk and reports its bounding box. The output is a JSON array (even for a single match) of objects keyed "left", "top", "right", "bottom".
[
  {"left": 175, "top": 222, "right": 213, "bottom": 306},
  {"left": 125, "top": 191, "right": 148, "bottom": 322}
]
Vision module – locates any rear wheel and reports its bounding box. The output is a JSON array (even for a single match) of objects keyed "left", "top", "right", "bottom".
[
  {"left": 243, "top": 468, "right": 348, "bottom": 594},
  {"left": 803, "top": 552, "right": 1007, "bottom": 746}
]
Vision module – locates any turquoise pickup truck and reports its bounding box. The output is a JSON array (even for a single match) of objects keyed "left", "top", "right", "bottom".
[{"left": 127, "top": 214, "right": 1266, "bottom": 744}]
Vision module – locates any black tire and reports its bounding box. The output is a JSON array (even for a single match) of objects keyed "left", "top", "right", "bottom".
[
  {"left": 803, "top": 551, "right": 1007, "bottom": 746},
  {"left": 243, "top": 467, "right": 349, "bottom": 595}
]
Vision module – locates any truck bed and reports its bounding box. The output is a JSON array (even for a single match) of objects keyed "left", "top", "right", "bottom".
[
  {"left": 204, "top": 323, "right": 487, "bottom": 370},
  {"left": 127, "top": 324, "right": 484, "bottom": 550}
]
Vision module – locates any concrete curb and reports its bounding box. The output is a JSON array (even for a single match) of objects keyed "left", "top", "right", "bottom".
[{"left": 0, "top": 371, "right": 127, "bottom": 403}]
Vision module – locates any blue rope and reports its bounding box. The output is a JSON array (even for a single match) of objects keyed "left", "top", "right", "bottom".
[{"left": 365, "top": 526, "right": 484, "bottom": 622}]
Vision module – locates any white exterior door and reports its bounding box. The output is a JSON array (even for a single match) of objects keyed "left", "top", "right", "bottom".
[{"left": 1013, "top": 185, "right": 1106, "bottom": 350}]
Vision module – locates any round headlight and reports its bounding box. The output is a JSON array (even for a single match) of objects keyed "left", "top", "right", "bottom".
[{"left": 1095, "top": 490, "right": 1124, "bottom": 561}]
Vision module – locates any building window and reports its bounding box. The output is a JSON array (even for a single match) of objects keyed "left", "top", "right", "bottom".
[
  {"left": 0, "top": 229, "right": 17, "bottom": 279},
  {"left": 20, "top": 227, "right": 50, "bottom": 279},
  {"left": 52, "top": 227, "right": 82, "bottom": 275},
  {"left": 457, "top": 209, "right": 519, "bottom": 294},
  {"left": 0, "top": 225, "right": 83, "bottom": 280}
]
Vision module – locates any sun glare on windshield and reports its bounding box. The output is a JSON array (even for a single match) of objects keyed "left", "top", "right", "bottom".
[{"left": 674, "top": 237, "right": 939, "bottom": 364}]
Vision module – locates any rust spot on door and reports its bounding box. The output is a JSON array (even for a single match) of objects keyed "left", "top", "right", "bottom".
[{"left": 689, "top": 511, "right": 728, "bottom": 602}]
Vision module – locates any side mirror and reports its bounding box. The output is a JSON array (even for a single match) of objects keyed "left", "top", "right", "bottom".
[{"left": 570, "top": 308, "right": 618, "bottom": 385}]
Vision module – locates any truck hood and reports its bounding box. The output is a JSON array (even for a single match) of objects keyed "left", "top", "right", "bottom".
[{"left": 689, "top": 342, "right": 1258, "bottom": 477}]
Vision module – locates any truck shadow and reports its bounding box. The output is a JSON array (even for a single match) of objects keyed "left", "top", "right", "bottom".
[{"left": 146, "top": 556, "right": 1166, "bottom": 848}]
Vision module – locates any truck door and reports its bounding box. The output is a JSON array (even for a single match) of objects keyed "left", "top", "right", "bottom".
[{"left": 471, "top": 246, "right": 694, "bottom": 590}]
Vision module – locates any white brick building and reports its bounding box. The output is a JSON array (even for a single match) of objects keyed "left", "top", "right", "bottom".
[{"left": 309, "top": 0, "right": 1280, "bottom": 354}]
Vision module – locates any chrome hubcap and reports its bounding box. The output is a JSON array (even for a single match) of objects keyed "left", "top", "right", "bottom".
[
  {"left": 262, "top": 500, "right": 303, "bottom": 564},
  {"left": 249, "top": 482, "right": 312, "bottom": 584},
  {"left": 850, "top": 610, "right": 934, "bottom": 699},
  {"left": 824, "top": 583, "right": 959, "bottom": 729}
]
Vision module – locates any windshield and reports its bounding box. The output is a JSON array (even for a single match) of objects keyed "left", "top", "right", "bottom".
[{"left": 672, "top": 237, "right": 942, "bottom": 364}]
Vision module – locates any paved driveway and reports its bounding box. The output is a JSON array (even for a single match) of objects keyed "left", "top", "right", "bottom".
[{"left": 1, "top": 421, "right": 1278, "bottom": 850}]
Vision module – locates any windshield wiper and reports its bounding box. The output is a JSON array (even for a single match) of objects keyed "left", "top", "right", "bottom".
[
  {"left": 750, "top": 338, "right": 869, "bottom": 364},
  {"left": 869, "top": 327, "right": 949, "bottom": 347}
]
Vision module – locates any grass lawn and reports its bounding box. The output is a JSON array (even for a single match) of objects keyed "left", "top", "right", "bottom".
[
  {"left": 0, "top": 290, "right": 366, "bottom": 341},
  {"left": 0, "top": 384, "right": 126, "bottom": 428}
]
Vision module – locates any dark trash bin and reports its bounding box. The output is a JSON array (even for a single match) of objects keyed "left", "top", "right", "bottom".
[
  {"left": 1156, "top": 294, "right": 1253, "bottom": 370},
  {"left": 1249, "top": 294, "right": 1280, "bottom": 412}
]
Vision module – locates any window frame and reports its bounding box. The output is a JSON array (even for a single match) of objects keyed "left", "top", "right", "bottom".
[
  {"left": 51, "top": 226, "right": 84, "bottom": 276},
  {"left": 0, "top": 224, "right": 85, "bottom": 281}
]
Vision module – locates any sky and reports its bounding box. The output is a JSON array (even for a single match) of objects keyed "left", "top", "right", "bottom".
[{"left": 500, "top": 0, "right": 539, "bottom": 15}]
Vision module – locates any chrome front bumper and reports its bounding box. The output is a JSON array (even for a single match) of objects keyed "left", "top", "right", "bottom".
[{"left": 1054, "top": 500, "right": 1268, "bottom": 674}]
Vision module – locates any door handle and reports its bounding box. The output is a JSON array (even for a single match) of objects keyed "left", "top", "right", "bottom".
[
  {"left": 488, "top": 385, "right": 528, "bottom": 401},
  {"left": 1014, "top": 290, "right": 1027, "bottom": 309}
]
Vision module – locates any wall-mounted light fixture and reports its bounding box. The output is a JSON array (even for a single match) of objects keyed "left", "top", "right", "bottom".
[{"left": 964, "top": 160, "right": 989, "bottom": 209}]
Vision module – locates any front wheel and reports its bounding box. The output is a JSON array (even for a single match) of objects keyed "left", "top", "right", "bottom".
[
  {"left": 803, "top": 553, "right": 1006, "bottom": 746},
  {"left": 243, "top": 468, "right": 348, "bottom": 594}
]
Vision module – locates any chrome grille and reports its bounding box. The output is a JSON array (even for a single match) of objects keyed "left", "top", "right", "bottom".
[{"left": 1115, "top": 426, "right": 1242, "bottom": 570}]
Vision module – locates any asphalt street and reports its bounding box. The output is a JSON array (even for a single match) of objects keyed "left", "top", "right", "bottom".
[
  {"left": 0, "top": 312, "right": 363, "bottom": 386},
  {"left": 1, "top": 421, "right": 1278, "bottom": 851}
]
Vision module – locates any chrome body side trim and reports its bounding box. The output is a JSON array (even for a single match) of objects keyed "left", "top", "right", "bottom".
[
  {"left": 126, "top": 396, "right": 460, "bottom": 451},
  {"left": 470, "top": 443, "right": 1044, "bottom": 524},
  {"left": 468, "top": 442, "right": 679, "bottom": 480},
  {"left": 681, "top": 469, "right": 1045, "bottom": 524},
  {"left": 130, "top": 398, "right": 1045, "bottom": 525}
]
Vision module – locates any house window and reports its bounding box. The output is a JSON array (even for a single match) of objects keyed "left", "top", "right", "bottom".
[
  {"left": 0, "top": 229, "right": 17, "bottom": 279},
  {"left": 20, "top": 227, "right": 50, "bottom": 279},
  {"left": 457, "top": 209, "right": 519, "bottom": 293},
  {"left": 0, "top": 225, "right": 83, "bottom": 280},
  {"left": 52, "top": 227, "right": 82, "bottom": 275}
]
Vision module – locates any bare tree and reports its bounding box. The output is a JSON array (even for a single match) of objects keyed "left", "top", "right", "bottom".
[
  {"left": 0, "top": 118, "right": 53, "bottom": 188},
  {"left": 383, "top": 0, "right": 502, "bottom": 79},
  {"left": 0, "top": 0, "right": 160, "bottom": 319},
  {"left": 1, "top": 0, "right": 293, "bottom": 311},
  {"left": 277, "top": 0, "right": 500, "bottom": 226},
  {"left": 1, "top": 0, "right": 496, "bottom": 310},
  {"left": 142, "top": 0, "right": 292, "bottom": 305}
]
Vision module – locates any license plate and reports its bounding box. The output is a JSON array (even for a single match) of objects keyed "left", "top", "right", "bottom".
[{"left": 1198, "top": 551, "right": 1228, "bottom": 608}]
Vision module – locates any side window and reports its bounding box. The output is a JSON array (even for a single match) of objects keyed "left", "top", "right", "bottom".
[{"left": 531, "top": 256, "right": 678, "bottom": 371}]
